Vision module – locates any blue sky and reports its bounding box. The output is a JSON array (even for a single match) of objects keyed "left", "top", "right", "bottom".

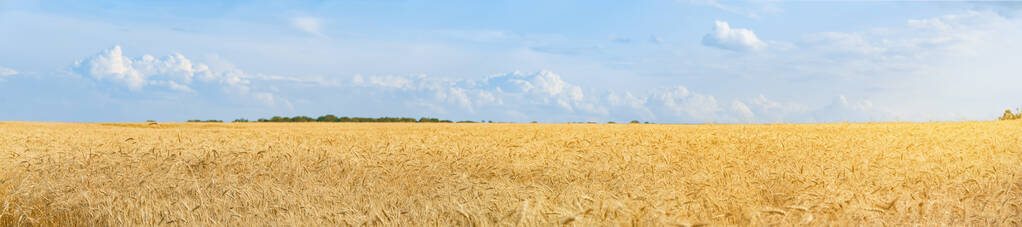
[{"left": 1, "top": 0, "right": 1021, "bottom": 123}]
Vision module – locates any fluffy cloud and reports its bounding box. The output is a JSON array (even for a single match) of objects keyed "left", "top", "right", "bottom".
[
  {"left": 69, "top": 46, "right": 308, "bottom": 107},
  {"left": 484, "top": 71, "right": 590, "bottom": 111},
  {"left": 702, "top": 20, "right": 767, "bottom": 51},
  {"left": 292, "top": 17, "right": 323, "bottom": 36},
  {"left": 648, "top": 86, "right": 722, "bottom": 122},
  {"left": 731, "top": 100, "right": 755, "bottom": 123},
  {"left": 71, "top": 46, "right": 209, "bottom": 91},
  {"left": 352, "top": 71, "right": 602, "bottom": 115},
  {"left": 0, "top": 66, "right": 16, "bottom": 77}
]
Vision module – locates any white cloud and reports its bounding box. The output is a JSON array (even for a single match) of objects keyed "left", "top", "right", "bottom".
[
  {"left": 69, "top": 46, "right": 316, "bottom": 107},
  {"left": 732, "top": 100, "right": 755, "bottom": 123},
  {"left": 32, "top": 44, "right": 893, "bottom": 123},
  {"left": 291, "top": 17, "right": 323, "bottom": 36},
  {"left": 702, "top": 20, "right": 767, "bottom": 51},
  {"left": 789, "top": 10, "right": 1022, "bottom": 120},
  {"left": 367, "top": 75, "right": 414, "bottom": 89},
  {"left": 71, "top": 46, "right": 212, "bottom": 91},
  {"left": 605, "top": 91, "right": 654, "bottom": 121},
  {"left": 485, "top": 70, "right": 589, "bottom": 111},
  {"left": 72, "top": 46, "right": 147, "bottom": 89},
  {"left": 748, "top": 94, "right": 808, "bottom": 119},
  {"left": 812, "top": 95, "right": 886, "bottom": 122},
  {"left": 606, "top": 91, "right": 646, "bottom": 110},
  {"left": 353, "top": 70, "right": 600, "bottom": 115},
  {"left": 802, "top": 10, "right": 1015, "bottom": 62},
  {"left": 649, "top": 86, "right": 722, "bottom": 122},
  {"left": 0, "top": 66, "right": 17, "bottom": 80},
  {"left": 352, "top": 74, "right": 365, "bottom": 84}
]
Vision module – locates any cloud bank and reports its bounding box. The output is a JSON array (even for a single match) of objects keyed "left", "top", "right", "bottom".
[
  {"left": 347, "top": 71, "right": 887, "bottom": 123},
  {"left": 1, "top": 45, "right": 891, "bottom": 123}
]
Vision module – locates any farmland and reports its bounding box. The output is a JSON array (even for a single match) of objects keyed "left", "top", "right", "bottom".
[{"left": 1, "top": 121, "right": 1021, "bottom": 225}]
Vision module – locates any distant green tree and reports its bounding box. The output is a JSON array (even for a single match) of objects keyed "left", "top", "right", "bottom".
[
  {"left": 243, "top": 115, "right": 454, "bottom": 123},
  {"left": 187, "top": 119, "right": 222, "bottom": 123},
  {"left": 1000, "top": 108, "right": 1022, "bottom": 120},
  {"left": 630, "top": 120, "right": 640, "bottom": 124},
  {"left": 317, "top": 114, "right": 339, "bottom": 122},
  {"left": 418, "top": 117, "right": 441, "bottom": 123},
  {"left": 233, "top": 118, "right": 249, "bottom": 123}
]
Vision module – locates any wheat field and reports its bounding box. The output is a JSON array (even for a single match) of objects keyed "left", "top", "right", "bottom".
[{"left": 1, "top": 121, "right": 1021, "bottom": 225}]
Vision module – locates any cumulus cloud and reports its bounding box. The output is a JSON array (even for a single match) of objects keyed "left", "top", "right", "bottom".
[
  {"left": 0, "top": 66, "right": 16, "bottom": 83},
  {"left": 647, "top": 86, "right": 723, "bottom": 122},
  {"left": 0, "top": 66, "right": 16, "bottom": 78},
  {"left": 605, "top": 91, "right": 654, "bottom": 120},
  {"left": 731, "top": 100, "right": 755, "bottom": 123},
  {"left": 72, "top": 46, "right": 144, "bottom": 89},
  {"left": 485, "top": 71, "right": 590, "bottom": 111},
  {"left": 702, "top": 20, "right": 767, "bottom": 51},
  {"left": 71, "top": 46, "right": 210, "bottom": 91},
  {"left": 291, "top": 17, "right": 323, "bottom": 36},
  {"left": 352, "top": 70, "right": 601, "bottom": 115},
  {"left": 69, "top": 46, "right": 312, "bottom": 107}
]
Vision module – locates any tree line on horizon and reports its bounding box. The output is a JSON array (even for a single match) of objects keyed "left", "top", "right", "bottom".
[
  {"left": 221, "top": 115, "right": 457, "bottom": 123},
  {"left": 181, "top": 115, "right": 654, "bottom": 124},
  {"left": 190, "top": 109, "right": 1022, "bottom": 123}
]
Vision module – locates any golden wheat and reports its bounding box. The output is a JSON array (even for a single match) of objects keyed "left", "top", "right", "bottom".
[{"left": 1, "top": 121, "right": 1021, "bottom": 225}]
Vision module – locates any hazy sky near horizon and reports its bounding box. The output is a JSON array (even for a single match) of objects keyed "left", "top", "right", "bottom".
[{"left": 2, "top": 0, "right": 1021, "bottom": 123}]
